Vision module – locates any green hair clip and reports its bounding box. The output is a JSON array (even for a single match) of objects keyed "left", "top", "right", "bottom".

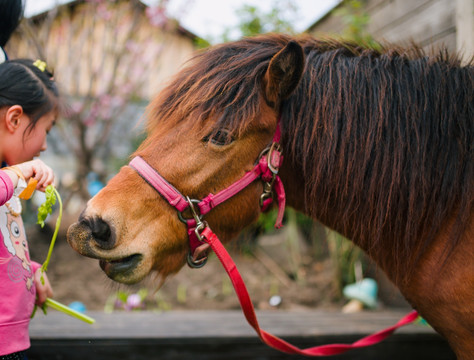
[{"left": 33, "top": 59, "right": 47, "bottom": 72}]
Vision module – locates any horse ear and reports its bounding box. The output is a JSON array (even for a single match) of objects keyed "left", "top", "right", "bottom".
[{"left": 263, "top": 40, "right": 304, "bottom": 108}]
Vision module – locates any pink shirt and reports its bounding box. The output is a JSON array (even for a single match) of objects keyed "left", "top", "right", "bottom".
[{"left": 0, "top": 170, "right": 40, "bottom": 355}]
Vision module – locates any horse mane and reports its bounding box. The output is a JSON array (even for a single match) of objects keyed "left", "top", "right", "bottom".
[
  {"left": 145, "top": 34, "right": 292, "bottom": 138},
  {"left": 146, "top": 33, "right": 473, "bottom": 279}
]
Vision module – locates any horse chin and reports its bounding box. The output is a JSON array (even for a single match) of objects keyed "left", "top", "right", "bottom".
[{"left": 99, "top": 254, "right": 147, "bottom": 284}]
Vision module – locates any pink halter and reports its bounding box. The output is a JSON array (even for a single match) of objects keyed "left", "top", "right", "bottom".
[{"left": 129, "top": 122, "right": 285, "bottom": 267}]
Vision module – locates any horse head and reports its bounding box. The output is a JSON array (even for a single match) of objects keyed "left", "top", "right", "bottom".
[{"left": 67, "top": 37, "right": 304, "bottom": 284}]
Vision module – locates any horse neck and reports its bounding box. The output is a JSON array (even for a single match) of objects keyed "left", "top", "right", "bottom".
[
  {"left": 277, "top": 47, "right": 473, "bottom": 282},
  {"left": 279, "top": 145, "right": 409, "bottom": 285},
  {"left": 279, "top": 158, "right": 356, "bottom": 241}
]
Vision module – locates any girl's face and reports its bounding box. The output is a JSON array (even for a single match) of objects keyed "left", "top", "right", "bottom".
[{"left": 6, "top": 110, "right": 56, "bottom": 165}]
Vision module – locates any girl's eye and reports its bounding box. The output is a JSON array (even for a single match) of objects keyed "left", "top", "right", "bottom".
[{"left": 203, "top": 130, "right": 234, "bottom": 146}]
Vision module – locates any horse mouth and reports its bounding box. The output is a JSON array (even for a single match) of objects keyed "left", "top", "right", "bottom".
[{"left": 99, "top": 254, "right": 143, "bottom": 281}]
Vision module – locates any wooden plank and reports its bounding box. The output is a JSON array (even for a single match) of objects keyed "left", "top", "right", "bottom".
[
  {"left": 369, "top": 0, "right": 456, "bottom": 47},
  {"left": 456, "top": 0, "right": 474, "bottom": 61},
  {"left": 369, "top": 0, "right": 435, "bottom": 32},
  {"left": 30, "top": 310, "right": 436, "bottom": 338},
  {"left": 309, "top": 0, "right": 457, "bottom": 53},
  {"left": 310, "top": 12, "right": 346, "bottom": 35},
  {"left": 27, "top": 336, "right": 455, "bottom": 360},
  {"left": 27, "top": 310, "right": 455, "bottom": 359}
]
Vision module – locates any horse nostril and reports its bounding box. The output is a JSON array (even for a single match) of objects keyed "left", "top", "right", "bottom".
[{"left": 82, "top": 216, "right": 114, "bottom": 250}]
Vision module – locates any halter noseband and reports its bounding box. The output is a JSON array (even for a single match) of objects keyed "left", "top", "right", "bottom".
[{"left": 129, "top": 121, "right": 286, "bottom": 268}]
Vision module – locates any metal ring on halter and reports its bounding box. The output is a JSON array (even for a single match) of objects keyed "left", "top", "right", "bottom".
[
  {"left": 182, "top": 197, "right": 209, "bottom": 268},
  {"left": 260, "top": 192, "right": 272, "bottom": 207},
  {"left": 259, "top": 180, "right": 274, "bottom": 207},
  {"left": 178, "top": 198, "right": 202, "bottom": 223},
  {"left": 186, "top": 220, "right": 209, "bottom": 268},
  {"left": 256, "top": 144, "right": 271, "bottom": 165},
  {"left": 266, "top": 142, "right": 282, "bottom": 174},
  {"left": 187, "top": 252, "right": 207, "bottom": 268}
]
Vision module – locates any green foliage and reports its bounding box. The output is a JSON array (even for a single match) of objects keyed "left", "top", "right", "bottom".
[
  {"left": 31, "top": 188, "right": 82, "bottom": 323},
  {"left": 36, "top": 185, "right": 57, "bottom": 228},
  {"left": 177, "top": 284, "right": 187, "bottom": 304},
  {"left": 194, "top": 36, "right": 211, "bottom": 49},
  {"left": 335, "top": 0, "right": 380, "bottom": 49},
  {"left": 256, "top": 208, "right": 278, "bottom": 233},
  {"left": 256, "top": 207, "right": 313, "bottom": 236},
  {"left": 237, "top": 5, "right": 265, "bottom": 36},
  {"left": 36, "top": 186, "right": 63, "bottom": 277},
  {"left": 105, "top": 288, "right": 173, "bottom": 312},
  {"left": 326, "top": 229, "right": 362, "bottom": 297},
  {"left": 206, "top": 0, "right": 297, "bottom": 44},
  {"left": 236, "top": 1, "right": 297, "bottom": 37}
]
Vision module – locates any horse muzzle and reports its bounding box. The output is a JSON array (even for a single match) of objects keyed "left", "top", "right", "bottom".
[{"left": 67, "top": 218, "right": 147, "bottom": 283}]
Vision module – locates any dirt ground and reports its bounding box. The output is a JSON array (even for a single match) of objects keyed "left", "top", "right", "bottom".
[{"left": 27, "top": 217, "right": 409, "bottom": 313}]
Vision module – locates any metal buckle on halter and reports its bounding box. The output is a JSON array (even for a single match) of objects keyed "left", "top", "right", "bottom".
[
  {"left": 179, "top": 196, "right": 208, "bottom": 242},
  {"left": 181, "top": 197, "right": 209, "bottom": 268},
  {"left": 259, "top": 141, "right": 281, "bottom": 207},
  {"left": 260, "top": 174, "right": 276, "bottom": 207}
]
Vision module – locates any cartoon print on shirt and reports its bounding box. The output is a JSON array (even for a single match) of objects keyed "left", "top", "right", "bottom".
[{"left": 0, "top": 198, "right": 34, "bottom": 292}]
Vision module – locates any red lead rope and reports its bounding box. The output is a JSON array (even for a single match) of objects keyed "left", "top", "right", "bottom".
[{"left": 200, "top": 226, "right": 420, "bottom": 356}]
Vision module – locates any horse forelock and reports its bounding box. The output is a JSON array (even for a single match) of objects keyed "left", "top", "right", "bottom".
[
  {"left": 281, "top": 38, "right": 473, "bottom": 279},
  {"left": 145, "top": 34, "right": 303, "bottom": 141}
]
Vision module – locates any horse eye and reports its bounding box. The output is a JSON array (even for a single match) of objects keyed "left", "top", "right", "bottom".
[{"left": 203, "top": 130, "right": 234, "bottom": 146}]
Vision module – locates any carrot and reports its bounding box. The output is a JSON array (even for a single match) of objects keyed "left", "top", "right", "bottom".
[{"left": 19, "top": 178, "right": 38, "bottom": 200}]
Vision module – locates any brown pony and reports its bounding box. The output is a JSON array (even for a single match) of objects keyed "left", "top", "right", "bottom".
[{"left": 67, "top": 34, "right": 473, "bottom": 358}]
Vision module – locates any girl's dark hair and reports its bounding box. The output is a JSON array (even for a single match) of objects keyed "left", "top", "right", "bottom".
[
  {"left": 0, "top": 59, "right": 59, "bottom": 135},
  {"left": 0, "top": 0, "right": 24, "bottom": 47}
]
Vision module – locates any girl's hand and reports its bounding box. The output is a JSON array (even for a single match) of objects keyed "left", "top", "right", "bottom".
[
  {"left": 34, "top": 268, "right": 53, "bottom": 306},
  {"left": 14, "top": 159, "right": 55, "bottom": 192}
]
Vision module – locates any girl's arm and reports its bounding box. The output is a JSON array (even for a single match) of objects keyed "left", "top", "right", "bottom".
[
  {"left": 0, "top": 169, "right": 15, "bottom": 205},
  {"left": 2, "top": 159, "right": 55, "bottom": 192}
]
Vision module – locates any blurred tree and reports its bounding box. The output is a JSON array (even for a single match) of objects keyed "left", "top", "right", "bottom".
[
  {"left": 10, "top": 0, "right": 196, "bottom": 201},
  {"left": 235, "top": 1, "right": 297, "bottom": 37},
  {"left": 335, "top": 0, "right": 380, "bottom": 49},
  {"left": 204, "top": 0, "right": 297, "bottom": 44}
]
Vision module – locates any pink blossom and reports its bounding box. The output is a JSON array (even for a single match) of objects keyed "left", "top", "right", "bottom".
[
  {"left": 97, "top": 3, "right": 112, "bottom": 21},
  {"left": 126, "top": 293, "right": 143, "bottom": 310},
  {"left": 125, "top": 40, "right": 140, "bottom": 54},
  {"left": 146, "top": 6, "right": 168, "bottom": 28},
  {"left": 70, "top": 101, "right": 84, "bottom": 115}
]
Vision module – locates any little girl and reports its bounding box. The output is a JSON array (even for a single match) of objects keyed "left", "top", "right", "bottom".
[{"left": 0, "top": 59, "right": 58, "bottom": 360}]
